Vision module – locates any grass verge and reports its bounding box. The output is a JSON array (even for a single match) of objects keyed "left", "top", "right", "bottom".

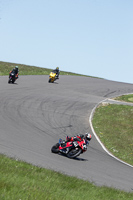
[
  {"left": 0, "top": 154, "right": 133, "bottom": 200},
  {"left": 114, "top": 94, "right": 133, "bottom": 103},
  {"left": 92, "top": 103, "right": 133, "bottom": 166},
  {"left": 0, "top": 61, "right": 91, "bottom": 77}
]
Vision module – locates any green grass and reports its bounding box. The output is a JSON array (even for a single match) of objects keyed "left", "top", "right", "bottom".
[
  {"left": 114, "top": 94, "right": 133, "bottom": 103},
  {"left": 0, "top": 61, "right": 92, "bottom": 77},
  {"left": 92, "top": 104, "right": 133, "bottom": 165},
  {"left": 0, "top": 154, "right": 133, "bottom": 200}
]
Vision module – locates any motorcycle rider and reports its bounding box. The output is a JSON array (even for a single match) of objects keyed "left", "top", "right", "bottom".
[
  {"left": 59, "top": 133, "right": 92, "bottom": 154},
  {"left": 52, "top": 67, "right": 60, "bottom": 79},
  {"left": 66, "top": 133, "right": 92, "bottom": 143},
  {"left": 9, "top": 66, "right": 19, "bottom": 80}
]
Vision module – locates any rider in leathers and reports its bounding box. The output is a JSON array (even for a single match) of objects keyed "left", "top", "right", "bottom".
[
  {"left": 66, "top": 133, "right": 92, "bottom": 143},
  {"left": 52, "top": 67, "right": 60, "bottom": 79},
  {"left": 60, "top": 133, "right": 92, "bottom": 154},
  {"left": 9, "top": 66, "right": 19, "bottom": 80}
]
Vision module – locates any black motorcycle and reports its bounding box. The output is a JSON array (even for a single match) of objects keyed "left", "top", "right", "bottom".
[{"left": 8, "top": 72, "right": 16, "bottom": 84}]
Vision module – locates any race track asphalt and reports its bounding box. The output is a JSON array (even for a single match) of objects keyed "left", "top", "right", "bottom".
[{"left": 0, "top": 75, "right": 133, "bottom": 192}]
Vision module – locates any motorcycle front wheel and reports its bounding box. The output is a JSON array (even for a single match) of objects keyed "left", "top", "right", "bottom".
[
  {"left": 48, "top": 78, "right": 51, "bottom": 83},
  {"left": 67, "top": 148, "right": 82, "bottom": 158},
  {"left": 51, "top": 143, "right": 59, "bottom": 153}
]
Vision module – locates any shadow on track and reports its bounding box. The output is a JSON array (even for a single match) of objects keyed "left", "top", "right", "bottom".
[{"left": 56, "top": 153, "right": 88, "bottom": 161}]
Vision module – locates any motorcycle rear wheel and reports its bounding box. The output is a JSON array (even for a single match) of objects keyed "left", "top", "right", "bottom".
[{"left": 67, "top": 148, "right": 82, "bottom": 158}]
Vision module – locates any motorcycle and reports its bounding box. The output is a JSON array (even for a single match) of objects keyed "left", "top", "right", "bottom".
[
  {"left": 48, "top": 71, "right": 57, "bottom": 83},
  {"left": 8, "top": 71, "right": 16, "bottom": 84},
  {"left": 51, "top": 138, "right": 88, "bottom": 158}
]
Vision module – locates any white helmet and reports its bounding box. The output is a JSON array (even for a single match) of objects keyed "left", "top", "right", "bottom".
[{"left": 85, "top": 133, "right": 92, "bottom": 141}]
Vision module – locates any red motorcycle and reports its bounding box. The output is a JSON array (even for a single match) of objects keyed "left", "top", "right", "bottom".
[{"left": 51, "top": 138, "right": 88, "bottom": 158}]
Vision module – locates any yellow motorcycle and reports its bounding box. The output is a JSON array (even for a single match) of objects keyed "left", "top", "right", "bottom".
[{"left": 48, "top": 71, "right": 57, "bottom": 83}]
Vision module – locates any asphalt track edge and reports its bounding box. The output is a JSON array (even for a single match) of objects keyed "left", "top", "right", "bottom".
[{"left": 89, "top": 95, "right": 133, "bottom": 168}]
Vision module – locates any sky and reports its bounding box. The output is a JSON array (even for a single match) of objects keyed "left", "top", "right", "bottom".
[{"left": 0, "top": 0, "right": 133, "bottom": 84}]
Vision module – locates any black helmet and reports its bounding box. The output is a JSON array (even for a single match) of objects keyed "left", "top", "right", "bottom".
[{"left": 85, "top": 133, "right": 92, "bottom": 141}]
